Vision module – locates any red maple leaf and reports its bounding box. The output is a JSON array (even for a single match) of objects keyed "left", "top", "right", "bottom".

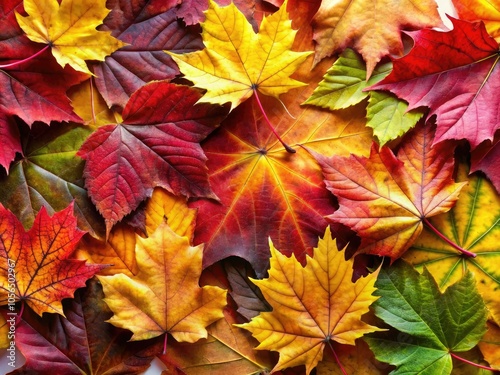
[
  {"left": 78, "top": 81, "right": 229, "bottom": 235},
  {"left": 369, "top": 17, "right": 500, "bottom": 149},
  {"left": 0, "top": 202, "right": 106, "bottom": 317},
  {"left": 92, "top": 0, "right": 204, "bottom": 109}
]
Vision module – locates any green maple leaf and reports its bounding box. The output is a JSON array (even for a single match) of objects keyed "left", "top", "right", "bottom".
[
  {"left": 365, "top": 261, "right": 488, "bottom": 374},
  {"left": 304, "top": 48, "right": 424, "bottom": 145}
]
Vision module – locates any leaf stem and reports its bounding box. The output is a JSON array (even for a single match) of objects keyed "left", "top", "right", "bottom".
[
  {"left": 15, "top": 300, "right": 25, "bottom": 326},
  {"left": 253, "top": 89, "right": 296, "bottom": 153},
  {"left": 163, "top": 333, "right": 168, "bottom": 354},
  {"left": 0, "top": 45, "right": 50, "bottom": 69},
  {"left": 450, "top": 352, "right": 497, "bottom": 371},
  {"left": 422, "top": 218, "right": 476, "bottom": 258},
  {"left": 327, "top": 341, "right": 348, "bottom": 375}
]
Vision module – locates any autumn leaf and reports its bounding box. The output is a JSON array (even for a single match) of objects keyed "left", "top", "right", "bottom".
[
  {"left": 312, "top": 124, "right": 466, "bottom": 260},
  {"left": 192, "top": 0, "right": 372, "bottom": 276},
  {"left": 159, "top": 262, "right": 273, "bottom": 374},
  {"left": 15, "top": 0, "right": 126, "bottom": 75},
  {"left": 237, "top": 227, "right": 382, "bottom": 374},
  {"left": 479, "top": 322, "right": 500, "bottom": 370},
  {"left": 13, "top": 278, "right": 163, "bottom": 374},
  {"left": 471, "top": 135, "right": 500, "bottom": 194},
  {"left": 304, "top": 48, "right": 424, "bottom": 145},
  {"left": 403, "top": 162, "right": 500, "bottom": 325},
  {"left": 310, "top": 0, "right": 442, "bottom": 78},
  {"left": 370, "top": 17, "right": 500, "bottom": 149},
  {"left": 452, "top": 0, "right": 500, "bottom": 42},
  {"left": 75, "top": 187, "right": 197, "bottom": 277},
  {"left": 68, "top": 79, "right": 118, "bottom": 126},
  {"left": 0, "top": 203, "right": 106, "bottom": 317},
  {"left": 99, "top": 219, "right": 227, "bottom": 343},
  {"left": 0, "top": 121, "right": 105, "bottom": 239},
  {"left": 78, "top": 81, "right": 229, "bottom": 235},
  {"left": 92, "top": 0, "right": 204, "bottom": 109},
  {"left": 167, "top": 0, "right": 311, "bottom": 110},
  {"left": 0, "top": 114, "right": 21, "bottom": 173},
  {"left": 365, "top": 261, "right": 488, "bottom": 374},
  {"left": 161, "top": 301, "right": 273, "bottom": 374}
]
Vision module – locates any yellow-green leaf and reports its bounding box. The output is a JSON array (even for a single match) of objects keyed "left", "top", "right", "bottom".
[
  {"left": 237, "top": 227, "right": 382, "bottom": 374},
  {"left": 167, "top": 0, "right": 311, "bottom": 110},
  {"left": 16, "top": 0, "right": 126, "bottom": 75},
  {"left": 404, "top": 162, "right": 500, "bottom": 324}
]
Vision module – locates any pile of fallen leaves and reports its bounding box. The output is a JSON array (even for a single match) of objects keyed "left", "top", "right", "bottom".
[{"left": 0, "top": 0, "right": 499, "bottom": 373}]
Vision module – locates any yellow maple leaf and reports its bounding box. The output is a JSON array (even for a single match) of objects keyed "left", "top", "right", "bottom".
[
  {"left": 166, "top": 0, "right": 311, "bottom": 110},
  {"left": 16, "top": 0, "right": 126, "bottom": 75},
  {"left": 98, "top": 220, "right": 227, "bottom": 343},
  {"left": 237, "top": 227, "right": 383, "bottom": 374}
]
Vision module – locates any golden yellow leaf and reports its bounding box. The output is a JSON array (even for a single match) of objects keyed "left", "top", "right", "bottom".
[
  {"left": 16, "top": 0, "right": 126, "bottom": 75},
  {"left": 75, "top": 187, "right": 197, "bottom": 277},
  {"left": 237, "top": 227, "right": 382, "bottom": 374},
  {"left": 145, "top": 187, "right": 197, "bottom": 242},
  {"left": 99, "top": 220, "right": 227, "bottom": 342},
  {"left": 167, "top": 0, "right": 311, "bottom": 110},
  {"left": 68, "top": 79, "right": 120, "bottom": 126}
]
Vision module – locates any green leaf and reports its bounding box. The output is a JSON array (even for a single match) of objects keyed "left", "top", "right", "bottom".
[
  {"left": 366, "top": 261, "right": 488, "bottom": 375},
  {"left": 303, "top": 48, "right": 392, "bottom": 110},
  {"left": 366, "top": 91, "right": 425, "bottom": 146},
  {"left": 0, "top": 122, "right": 105, "bottom": 239}
]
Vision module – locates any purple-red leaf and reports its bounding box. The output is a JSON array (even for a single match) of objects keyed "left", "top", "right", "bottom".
[
  {"left": 78, "top": 81, "right": 229, "bottom": 235},
  {"left": 92, "top": 0, "right": 204, "bottom": 109}
]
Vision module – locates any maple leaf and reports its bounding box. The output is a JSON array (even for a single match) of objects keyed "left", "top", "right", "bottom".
[
  {"left": 311, "top": 124, "right": 466, "bottom": 260},
  {"left": 13, "top": 278, "right": 163, "bottom": 374},
  {"left": 192, "top": 0, "right": 372, "bottom": 276},
  {"left": 237, "top": 227, "right": 383, "bottom": 374},
  {"left": 304, "top": 48, "right": 425, "bottom": 145},
  {"left": 15, "top": 0, "right": 126, "bottom": 75},
  {"left": 160, "top": 270, "right": 273, "bottom": 375},
  {"left": 478, "top": 322, "right": 500, "bottom": 370},
  {"left": 370, "top": 17, "right": 500, "bottom": 149},
  {"left": 403, "top": 162, "right": 500, "bottom": 325},
  {"left": 75, "top": 187, "right": 197, "bottom": 277},
  {"left": 365, "top": 261, "right": 488, "bottom": 374},
  {"left": 77, "top": 81, "right": 229, "bottom": 235},
  {"left": 162, "top": 309, "right": 273, "bottom": 374},
  {"left": 92, "top": 0, "right": 204, "bottom": 109},
  {"left": 452, "top": 0, "right": 500, "bottom": 42},
  {"left": 310, "top": 0, "right": 442, "bottom": 78},
  {"left": 167, "top": 0, "right": 311, "bottom": 111},
  {"left": 99, "top": 219, "right": 227, "bottom": 343},
  {"left": 471, "top": 134, "right": 500, "bottom": 194},
  {"left": 0, "top": 121, "right": 105, "bottom": 239},
  {"left": 0, "top": 113, "right": 21, "bottom": 173},
  {"left": 0, "top": 203, "right": 106, "bottom": 317}
]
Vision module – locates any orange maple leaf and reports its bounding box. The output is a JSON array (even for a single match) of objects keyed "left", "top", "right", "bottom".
[
  {"left": 237, "top": 227, "right": 382, "bottom": 374},
  {"left": 311, "top": 124, "right": 466, "bottom": 259},
  {"left": 0, "top": 203, "right": 106, "bottom": 316},
  {"left": 311, "top": 0, "right": 443, "bottom": 77}
]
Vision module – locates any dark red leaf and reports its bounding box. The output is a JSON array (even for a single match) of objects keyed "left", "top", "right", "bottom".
[
  {"left": 11, "top": 278, "right": 163, "bottom": 375},
  {"left": 0, "top": 113, "right": 21, "bottom": 173},
  {"left": 471, "top": 133, "right": 500, "bottom": 194},
  {"left": 78, "top": 81, "right": 229, "bottom": 235}
]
